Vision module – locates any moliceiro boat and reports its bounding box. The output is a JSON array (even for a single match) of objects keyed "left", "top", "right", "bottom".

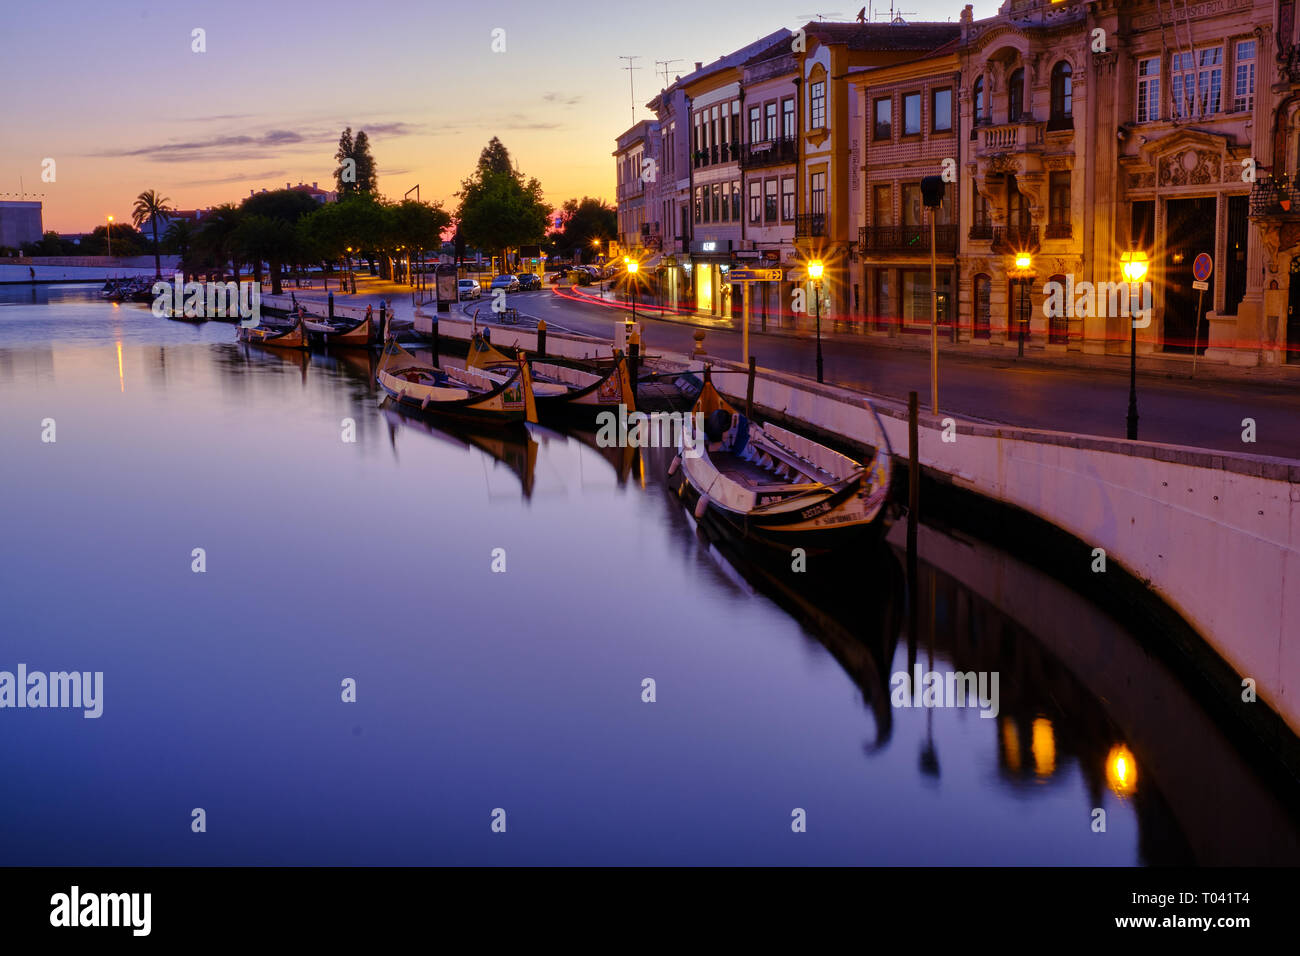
[
  {"left": 466, "top": 333, "right": 635, "bottom": 426},
  {"left": 670, "top": 372, "right": 892, "bottom": 552},
  {"left": 236, "top": 317, "right": 308, "bottom": 349},
  {"left": 303, "top": 310, "right": 379, "bottom": 348},
  {"left": 376, "top": 338, "right": 538, "bottom": 426}
]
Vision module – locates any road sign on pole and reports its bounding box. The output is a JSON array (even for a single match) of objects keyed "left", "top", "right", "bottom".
[
  {"left": 1192, "top": 252, "right": 1213, "bottom": 283},
  {"left": 727, "top": 268, "right": 782, "bottom": 282},
  {"left": 1192, "top": 252, "right": 1211, "bottom": 377}
]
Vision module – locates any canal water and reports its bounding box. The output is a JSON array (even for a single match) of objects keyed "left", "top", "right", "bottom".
[{"left": 1, "top": 284, "right": 1296, "bottom": 866}]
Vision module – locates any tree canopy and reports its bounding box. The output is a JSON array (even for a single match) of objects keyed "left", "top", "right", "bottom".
[
  {"left": 549, "top": 197, "right": 616, "bottom": 258},
  {"left": 334, "top": 126, "right": 378, "bottom": 197},
  {"left": 456, "top": 139, "right": 550, "bottom": 262}
]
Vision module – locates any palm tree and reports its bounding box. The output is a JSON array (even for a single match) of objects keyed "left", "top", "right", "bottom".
[
  {"left": 132, "top": 189, "right": 174, "bottom": 278},
  {"left": 196, "top": 204, "right": 243, "bottom": 282}
]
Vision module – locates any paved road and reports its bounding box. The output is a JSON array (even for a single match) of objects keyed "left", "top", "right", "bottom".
[{"left": 497, "top": 285, "right": 1300, "bottom": 461}]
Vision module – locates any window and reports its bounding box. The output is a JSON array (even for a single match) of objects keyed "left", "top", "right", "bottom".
[
  {"left": 711, "top": 183, "right": 721, "bottom": 221},
  {"left": 1234, "top": 40, "right": 1256, "bottom": 112},
  {"left": 749, "top": 181, "right": 762, "bottom": 224},
  {"left": 873, "top": 184, "right": 892, "bottom": 225},
  {"left": 764, "top": 179, "right": 778, "bottom": 223},
  {"left": 902, "top": 184, "right": 922, "bottom": 226},
  {"left": 810, "top": 81, "right": 826, "bottom": 129},
  {"left": 1172, "top": 47, "right": 1222, "bottom": 118},
  {"left": 874, "top": 97, "right": 892, "bottom": 140},
  {"left": 903, "top": 92, "right": 921, "bottom": 135},
  {"left": 731, "top": 101, "right": 741, "bottom": 146},
  {"left": 902, "top": 270, "right": 950, "bottom": 330},
  {"left": 973, "top": 189, "right": 991, "bottom": 228},
  {"left": 694, "top": 186, "right": 702, "bottom": 223},
  {"left": 932, "top": 88, "right": 952, "bottom": 133},
  {"left": 973, "top": 274, "right": 991, "bottom": 339},
  {"left": 732, "top": 182, "right": 741, "bottom": 221},
  {"left": 1047, "top": 274, "right": 1069, "bottom": 343},
  {"left": 1137, "top": 56, "right": 1160, "bottom": 123},
  {"left": 781, "top": 177, "right": 795, "bottom": 220},
  {"left": 1008, "top": 184, "right": 1030, "bottom": 231},
  {"left": 765, "top": 102, "right": 778, "bottom": 141},
  {"left": 720, "top": 181, "right": 729, "bottom": 222},
  {"left": 1050, "top": 62, "right": 1072, "bottom": 127},
  {"left": 782, "top": 98, "right": 795, "bottom": 139},
  {"left": 973, "top": 76, "right": 985, "bottom": 126},
  {"left": 873, "top": 269, "right": 892, "bottom": 332},
  {"left": 810, "top": 171, "right": 826, "bottom": 215},
  {"left": 721, "top": 102, "right": 730, "bottom": 147},
  {"left": 1049, "top": 172, "right": 1071, "bottom": 231},
  {"left": 749, "top": 106, "right": 761, "bottom": 143},
  {"left": 1008, "top": 68, "right": 1025, "bottom": 121}
]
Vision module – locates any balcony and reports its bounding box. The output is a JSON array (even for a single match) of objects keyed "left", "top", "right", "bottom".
[
  {"left": 739, "top": 138, "right": 797, "bottom": 169},
  {"left": 795, "top": 214, "right": 826, "bottom": 237},
  {"left": 859, "top": 225, "right": 956, "bottom": 255},
  {"left": 991, "top": 224, "right": 1039, "bottom": 253},
  {"left": 977, "top": 121, "right": 1045, "bottom": 155},
  {"left": 1249, "top": 177, "right": 1300, "bottom": 217},
  {"left": 968, "top": 222, "right": 993, "bottom": 241}
]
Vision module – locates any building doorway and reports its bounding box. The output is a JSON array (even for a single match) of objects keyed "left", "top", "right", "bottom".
[
  {"left": 1163, "top": 197, "right": 1216, "bottom": 354},
  {"left": 1288, "top": 256, "right": 1300, "bottom": 364}
]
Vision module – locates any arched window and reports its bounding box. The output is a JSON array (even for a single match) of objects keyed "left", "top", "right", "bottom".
[
  {"left": 1050, "top": 62, "right": 1073, "bottom": 129},
  {"left": 1008, "top": 68, "right": 1025, "bottom": 122},
  {"left": 972, "top": 77, "right": 985, "bottom": 139},
  {"left": 973, "top": 274, "right": 991, "bottom": 339},
  {"left": 1047, "top": 274, "right": 1069, "bottom": 344}
]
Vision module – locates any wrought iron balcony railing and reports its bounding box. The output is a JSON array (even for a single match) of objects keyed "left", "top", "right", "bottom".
[
  {"left": 1249, "top": 176, "right": 1300, "bottom": 216},
  {"left": 858, "top": 224, "right": 957, "bottom": 254},
  {"left": 968, "top": 222, "right": 993, "bottom": 240},
  {"left": 795, "top": 213, "right": 826, "bottom": 237},
  {"left": 739, "top": 138, "right": 797, "bottom": 169},
  {"left": 991, "top": 224, "right": 1039, "bottom": 253}
]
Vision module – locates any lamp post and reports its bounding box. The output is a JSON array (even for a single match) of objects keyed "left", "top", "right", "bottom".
[
  {"left": 106, "top": 215, "right": 113, "bottom": 257},
  {"left": 1010, "top": 253, "right": 1033, "bottom": 358},
  {"left": 627, "top": 260, "right": 638, "bottom": 328},
  {"left": 809, "top": 259, "right": 825, "bottom": 383},
  {"left": 1120, "top": 249, "right": 1149, "bottom": 441}
]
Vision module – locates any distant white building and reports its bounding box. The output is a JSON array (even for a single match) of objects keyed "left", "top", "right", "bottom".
[{"left": 0, "top": 201, "right": 43, "bottom": 248}]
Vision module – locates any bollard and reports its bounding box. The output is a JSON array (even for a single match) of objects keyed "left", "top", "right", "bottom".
[
  {"left": 430, "top": 314, "right": 440, "bottom": 366},
  {"left": 693, "top": 329, "right": 706, "bottom": 357},
  {"left": 746, "top": 355, "right": 756, "bottom": 420},
  {"left": 537, "top": 318, "right": 547, "bottom": 357},
  {"left": 328, "top": 291, "right": 334, "bottom": 319},
  {"left": 379, "top": 302, "right": 386, "bottom": 339},
  {"left": 629, "top": 326, "right": 641, "bottom": 386}
]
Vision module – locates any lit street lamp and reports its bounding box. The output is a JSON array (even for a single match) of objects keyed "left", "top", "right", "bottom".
[
  {"left": 1009, "top": 253, "right": 1034, "bottom": 358},
  {"left": 809, "top": 259, "right": 825, "bottom": 383},
  {"left": 627, "top": 259, "right": 639, "bottom": 329},
  {"left": 106, "top": 215, "right": 113, "bottom": 257},
  {"left": 1120, "top": 249, "right": 1149, "bottom": 441}
]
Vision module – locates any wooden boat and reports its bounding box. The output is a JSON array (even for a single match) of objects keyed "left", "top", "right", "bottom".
[
  {"left": 236, "top": 316, "right": 308, "bottom": 349},
  {"left": 376, "top": 338, "right": 537, "bottom": 426},
  {"left": 303, "top": 310, "right": 377, "bottom": 348},
  {"left": 669, "top": 372, "right": 892, "bottom": 552},
  {"left": 466, "top": 333, "right": 635, "bottom": 426}
]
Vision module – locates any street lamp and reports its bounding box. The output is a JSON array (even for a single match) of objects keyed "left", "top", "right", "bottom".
[
  {"left": 809, "top": 259, "right": 825, "bottom": 383},
  {"left": 1120, "top": 249, "right": 1149, "bottom": 441},
  {"left": 627, "top": 260, "right": 639, "bottom": 329},
  {"left": 1010, "top": 253, "right": 1033, "bottom": 358},
  {"left": 106, "top": 215, "right": 113, "bottom": 257}
]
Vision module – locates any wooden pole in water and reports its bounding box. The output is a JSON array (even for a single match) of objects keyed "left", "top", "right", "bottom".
[{"left": 746, "top": 355, "right": 756, "bottom": 419}]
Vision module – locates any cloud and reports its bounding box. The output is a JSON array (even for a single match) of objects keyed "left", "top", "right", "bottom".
[
  {"left": 542, "top": 92, "right": 583, "bottom": 107},
  {"left": 176, "top": 169, "right": 288, "bottom": 186}
]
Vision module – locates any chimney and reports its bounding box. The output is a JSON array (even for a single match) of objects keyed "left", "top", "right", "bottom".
[
  {"left": 694, "top": 61, "right": 702, "bottom": 71},
  {"left": 312, "top": 182, "right": 318, "bottom": 188},
  {"left": 286, "top": 182, "right": 290, "bottom": 189}
]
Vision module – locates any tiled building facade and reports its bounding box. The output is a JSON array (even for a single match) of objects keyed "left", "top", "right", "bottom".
[{"left": 617, "top": 0, "right": 1297, "bottom": 366}]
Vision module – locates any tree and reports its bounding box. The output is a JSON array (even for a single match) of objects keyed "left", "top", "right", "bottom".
[
  {"left": 239, "top": 189, "right": 319, "bottom": 294},
  {"left": 456, "top": 139, "right": 550, "bottom": 268},
  {"left": 164, "top": 220, "right": 195, "bottom": 280},
  {"left": 550, "top": 197, "right": 617, "bottom": 258},
  {"left": 353, "top": 130, "right": 378, "bottom": 194},
  {"left": 78, "top": 223, "right": 145, "bottom": 257},
  {"left": 132, "top": 189, "right": 174, "bottom": 277},
  {"left": 195, "top": 204, "right": 244, "bottom": 282},
  {"left": 334, "top": 127, "right": 356, "bottom": 197}
]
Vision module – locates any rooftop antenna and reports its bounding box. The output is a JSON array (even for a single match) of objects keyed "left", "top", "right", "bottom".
[
  {"left": 619, "top": 56, "right": 642, "bottom": 127},
  {"left": 656, "top": 58, "right": 684, "bottom": 88},
  {"left": 873, "top": 0, "right": 915, "bottom": 22}
]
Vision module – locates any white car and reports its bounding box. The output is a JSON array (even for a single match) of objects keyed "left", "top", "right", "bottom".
[{"left": 458, "top": 279, "right": 482, "bottom": 300}]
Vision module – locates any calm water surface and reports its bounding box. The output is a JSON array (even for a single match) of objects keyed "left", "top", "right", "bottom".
[{"left": 1, "top": 284, "right": 1296, "bottom": 865}]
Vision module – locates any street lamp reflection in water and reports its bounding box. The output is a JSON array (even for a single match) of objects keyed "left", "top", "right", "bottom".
[{"left": 1106, "top": 743, "right": 1139, "bottom": 797}]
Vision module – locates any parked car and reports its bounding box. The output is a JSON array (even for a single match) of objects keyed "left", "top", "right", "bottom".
[
  {"left": 515, "top": 273, "right": 542, "bottom": 291},
  {"left": 547, "top": 271, "right": 568, "bottom": 283},
  {"left": 457, "top": 279, "right": 482, "bottom": 300},
  {"left": 490, "top": 274, "right": 521, "bottom": 293}
]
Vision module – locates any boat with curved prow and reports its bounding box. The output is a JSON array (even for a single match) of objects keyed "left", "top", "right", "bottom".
[
  {"left": 236, "top": 316, "right": 308, "bottom": 349},
  {"left": 376, "top": 337, "right": 537, "bottom": 427},
  {"left": 466, "top": 333, "right": 634, "bottom": 427},
  {"left": 669, "top": 370, "right": 892, "bottom": 553}
]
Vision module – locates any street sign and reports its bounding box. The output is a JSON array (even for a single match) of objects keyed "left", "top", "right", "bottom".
[
  {"left": 1192, "top": 280, "right": 1209, "bottom": 291},
  {"left": 1192, "top": 252, "right": 1213, "bottom": 282},
  {"left": 728, "top": 268, "right": 782, "bottom": 282}
]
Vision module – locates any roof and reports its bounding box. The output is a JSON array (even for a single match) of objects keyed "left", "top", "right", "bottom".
[
  {"left": 803, "top": 20, "right": 961, "bottom": 51},
  {"left": 647, "top": 28, "right": 793, "bottom": 108}
]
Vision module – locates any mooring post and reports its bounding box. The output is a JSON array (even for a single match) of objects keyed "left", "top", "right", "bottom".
[
  {"left": 537, "top": 318, "right": 547, "bottom": 357},
  {"left": 328, "top": 291, "right": 334, "bottom": 320},
  {"left": 429, "top": 313, "right": 439, "bottom": 366},
  {"left": 907, "top": 389, "right": 920, "bottom": 664},
  {"left": 746, "top": 355, "right": 756, "bottom": 419},
  {"left": 629, "top": 326, "right": 641, "bottom": 386}
]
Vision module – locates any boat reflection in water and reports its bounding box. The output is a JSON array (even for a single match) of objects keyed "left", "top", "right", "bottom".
[{"left": 666, "top": 465, "right": 1300, "bottom": 866}]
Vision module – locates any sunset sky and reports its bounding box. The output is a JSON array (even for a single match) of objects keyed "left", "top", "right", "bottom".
[{"left": 0, "top": 0, "right": 994, "bottom": 232}]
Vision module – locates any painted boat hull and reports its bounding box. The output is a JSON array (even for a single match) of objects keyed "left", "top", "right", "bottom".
[
  {"left": 375, "top": 339, "right": 537, "bottom": 427},
  {"left": 236, "top": 318, "right": 308, "bottom": 349}
]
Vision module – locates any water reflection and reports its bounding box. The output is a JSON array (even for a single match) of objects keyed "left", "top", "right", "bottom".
[{"left": 1, "top": 289, "right": 1297, "bottom": 866}]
